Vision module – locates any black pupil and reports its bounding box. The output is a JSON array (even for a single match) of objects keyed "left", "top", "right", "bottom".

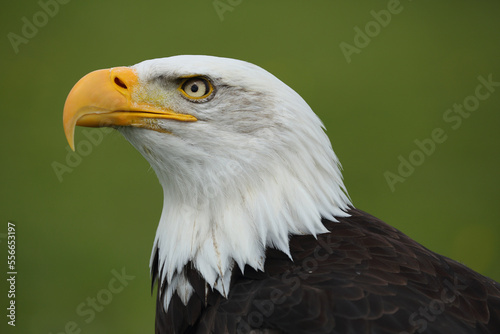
[{"left": 191, "top": 84, "right": 199, "bottom": 93}]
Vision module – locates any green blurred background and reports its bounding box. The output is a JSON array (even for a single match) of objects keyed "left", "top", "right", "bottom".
[{"left": 1, "top": 1, "right": 499, "bottom": 333}]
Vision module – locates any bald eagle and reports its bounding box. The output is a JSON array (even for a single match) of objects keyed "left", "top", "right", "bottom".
[{"left": 63, "top": 56, "right": 500, "bottom": 334}]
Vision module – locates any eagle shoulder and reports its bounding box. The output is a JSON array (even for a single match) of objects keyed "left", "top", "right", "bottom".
[{"left": 154, "top": 208, "right": 500, "bottom": 334}]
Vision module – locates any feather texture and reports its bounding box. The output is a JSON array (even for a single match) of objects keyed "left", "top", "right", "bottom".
[{"left": 153, "top": 208, "right": 500, "bottom": 334}]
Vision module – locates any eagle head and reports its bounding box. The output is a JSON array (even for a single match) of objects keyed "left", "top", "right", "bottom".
[{"left": 63, "top": 55, "right": 351, "bottom": 308}]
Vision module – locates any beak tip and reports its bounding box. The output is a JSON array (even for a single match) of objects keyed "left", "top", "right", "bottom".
[{"left": 63, "top": 120, "right": 76, "bottom": 151}]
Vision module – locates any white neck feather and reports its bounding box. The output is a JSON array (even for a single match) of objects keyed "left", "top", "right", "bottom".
[{"left": 126, "top": 126, "right": 351, "bottom": 310}]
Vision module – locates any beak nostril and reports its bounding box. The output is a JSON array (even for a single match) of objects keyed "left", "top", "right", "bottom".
[{"left": 114, "top": 76, "right": 128, "bottom": 90}]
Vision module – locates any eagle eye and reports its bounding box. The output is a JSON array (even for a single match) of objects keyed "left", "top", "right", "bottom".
[{"left": 180, "top": 77, "right": 213, "bottom": 100}]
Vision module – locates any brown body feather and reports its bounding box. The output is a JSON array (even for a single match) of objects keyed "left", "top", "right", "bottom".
[{"left": 153, "top": 208, "right": 500, "bottom": 334}]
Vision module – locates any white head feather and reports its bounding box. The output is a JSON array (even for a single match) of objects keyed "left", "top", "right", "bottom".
[{"left": 118, "top": 55, "right": 351, "bottom": 309}]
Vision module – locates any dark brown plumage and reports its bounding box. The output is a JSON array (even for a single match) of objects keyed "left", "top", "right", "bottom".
[{"left": 152, "top": 208, "right": 500, "bottom": 334}]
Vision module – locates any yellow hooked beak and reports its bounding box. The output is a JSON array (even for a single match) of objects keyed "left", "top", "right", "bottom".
[{"left": 63, "top": 67, "right": 197, "bottom": 150}]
